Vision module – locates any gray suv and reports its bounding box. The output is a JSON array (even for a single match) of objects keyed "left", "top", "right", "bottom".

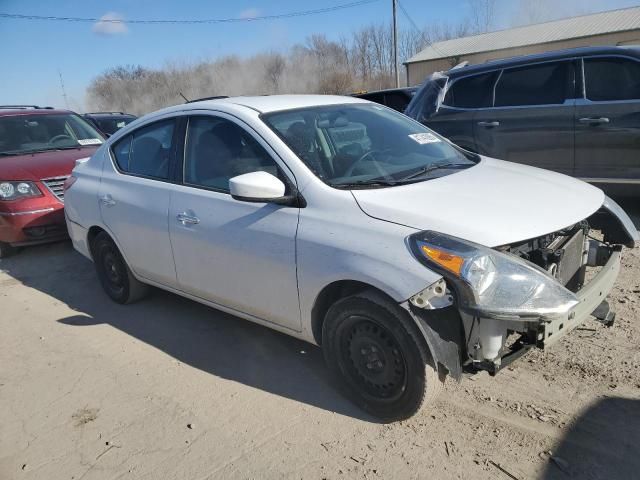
[{"left": 405, "top": 46, "right": 640, "bottom": 186}]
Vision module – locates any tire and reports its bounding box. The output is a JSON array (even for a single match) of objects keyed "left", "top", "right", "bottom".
[
  {"left": 91, "top": 232, "right": 148, "bottom": 304},
  {"left": 322, "top": 290, "right": 442, "bottom": 422},
  {"left": 0, "top": 242, "right": 17, "bottom": 259}
]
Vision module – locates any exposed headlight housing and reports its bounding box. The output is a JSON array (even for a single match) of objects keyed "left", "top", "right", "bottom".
[
  {"left": 0, "top": 181, "right": 42, "bottom": 201},
  {"left": 409, "top": 231, "right": 579, "bottom": 321}
]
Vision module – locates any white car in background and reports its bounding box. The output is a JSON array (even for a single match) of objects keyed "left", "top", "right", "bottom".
[{"left": 64, "top": 95, "right": 638, "bottom": 421}]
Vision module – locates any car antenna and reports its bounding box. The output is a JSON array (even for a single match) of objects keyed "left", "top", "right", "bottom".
[{"left": 179, "top": 92, "right": 190, "bottom": 103}]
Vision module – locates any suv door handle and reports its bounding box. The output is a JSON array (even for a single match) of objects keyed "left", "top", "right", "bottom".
[
  {"left": 99, "top": 194, "right": 116, "bottom": 207},
  {"left": 177, "top": 212, "right": 200, "bottom": 225},
  {"left": 578, "top": 117, "right": 610, "bottom": 125},
  {"left": 477, "top": 121, "right": 500, "bottom": 128}
]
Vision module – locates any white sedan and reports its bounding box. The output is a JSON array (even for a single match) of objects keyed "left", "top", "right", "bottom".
[{"left": 64, "top": 95, "right": 638, "bottom": 421}]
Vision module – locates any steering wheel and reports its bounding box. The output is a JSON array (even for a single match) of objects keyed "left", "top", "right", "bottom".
[
  {"left": 343, "top": 149, "right": 385, "bottom": 177},
  {"left": 50, "top": 134, "right": 74, "bottom": 145}
]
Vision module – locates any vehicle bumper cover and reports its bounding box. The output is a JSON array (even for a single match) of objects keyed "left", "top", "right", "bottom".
[
  {"left": 537, "top": 249, "right": 621, "bottom": 348},
  {"left": 65, "top": 215, "right": 92, "bottom": 260},
  {"left": 0, "top": 205, "right": 67, "bottom": 245}
]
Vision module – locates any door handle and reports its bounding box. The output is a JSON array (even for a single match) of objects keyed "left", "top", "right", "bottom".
[
  {"left": 99, "top": 194, "right": 116, "bottom": 207},
  {"left": 177, "top": 212, "right": 200, "bottom": 225},
  {"left": 477, "top": 121, "right": 500, "bottom": 128},
  {"left": 578, "top": 117, "right": 610, "bottom": 125}
]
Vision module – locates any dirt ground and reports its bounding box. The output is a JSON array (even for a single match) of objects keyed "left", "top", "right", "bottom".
[{"left": 1, "top": 198, "right": 639, "bottom": 480}]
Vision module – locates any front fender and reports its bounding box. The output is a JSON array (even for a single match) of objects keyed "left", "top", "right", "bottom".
[{"left": 400, "top": 302, "right": 464, "bottom": 381}]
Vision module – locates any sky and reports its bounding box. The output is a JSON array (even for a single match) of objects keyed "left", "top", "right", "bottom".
[{"left": 1, "top": 0, "right": 638, "bottom": 110}]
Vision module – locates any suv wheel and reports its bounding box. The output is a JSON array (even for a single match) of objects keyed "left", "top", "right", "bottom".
[
  {"left": 91, "top": 232, "right": 148, "bottom": 304},
  {"left": 322, "top": 290, "right": 442, "bottom": 422},
  {"left": 0, "top": 242, "right": 17, "bottom": 259}
]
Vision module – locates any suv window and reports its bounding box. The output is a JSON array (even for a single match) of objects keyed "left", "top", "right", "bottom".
[
  {"left": 184, "top": 116, "right": 281, "bottom": 192},
  {"left": 111, "top": 120, "right": 175, "bottom": 179},
  {"left": 584, "top": 57, "right": 640, "bottom": 101},
  {"left": 443, "top": 72, "right": 499, "bottom": 108},
  {"left": 494, "top": 61, "right": 571, "bottom": 107}
]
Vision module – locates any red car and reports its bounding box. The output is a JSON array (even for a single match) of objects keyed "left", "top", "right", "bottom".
[{"left": 0, "top": 106, "right": 104, "bottom": 257}]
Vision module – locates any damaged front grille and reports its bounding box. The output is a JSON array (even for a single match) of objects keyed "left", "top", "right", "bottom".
[{"left": 497, "top": 222, "right": 589, "bottom": 291}]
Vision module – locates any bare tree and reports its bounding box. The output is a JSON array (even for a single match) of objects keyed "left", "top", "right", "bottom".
[
  {"left": 467, "top": 0, "right": 497, "bottom": 33},
  {"left": 263, "top": 53, "right": 286, "bottom": 93}
]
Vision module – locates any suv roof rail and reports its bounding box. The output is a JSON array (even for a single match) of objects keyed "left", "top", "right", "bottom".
[
  {"left": 0, "top": 105, "right": 54, "bottom": 110},
  {"left": 186, "top": 95, "right": 229, "bottom": 103},
  {"left": 84, "top": 111, "right": 130, "bottom": 115}
]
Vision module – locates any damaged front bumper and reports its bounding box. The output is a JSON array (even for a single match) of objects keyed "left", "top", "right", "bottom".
[{"left": 537, "top": 249, "right": 620, "bottom": 348}]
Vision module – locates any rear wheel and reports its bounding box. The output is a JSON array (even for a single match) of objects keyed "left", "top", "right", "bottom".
[
  {"left": 0, "top": 242, "right": 17, "bottom": 259},
  {"left": 322, "top": 290, "right": 442, "bottom": 422},
  {"left": 91, "top": 232, "right": 148, "bottom": 304}
]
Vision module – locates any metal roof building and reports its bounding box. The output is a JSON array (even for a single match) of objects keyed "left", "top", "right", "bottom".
[{"left": 405, "top": 6, "right": 640, "bottom": 85}]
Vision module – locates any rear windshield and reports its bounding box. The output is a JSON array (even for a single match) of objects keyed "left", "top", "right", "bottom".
[
  {"left": 0, "top": 113, "right": 104, "bottom": 156},
  {"left": 262, "top": 103, "right": 474, "bottom": 188}
]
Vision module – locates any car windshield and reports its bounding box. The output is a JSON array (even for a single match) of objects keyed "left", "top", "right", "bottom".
[
  {"left": 0, "top": 113, "right": 104, "bottom": 156},
  {"left": 262, "top": 103, "right": 474, "bottom": 188}
]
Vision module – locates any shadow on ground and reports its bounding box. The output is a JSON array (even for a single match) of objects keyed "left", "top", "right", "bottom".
[
  {"left": 542, "top": 397, "right": 640, "bottom": 480},
  {"left": 607, "top": 194, "right": 640, "bottom": 230},
  {"left": 0, "top": 242, "right": 373, "bottom": 422}
]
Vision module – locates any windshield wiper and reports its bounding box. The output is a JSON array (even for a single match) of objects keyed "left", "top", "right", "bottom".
[
  {"left": 398, "top": 162, "right": 472, "bottom": 182},
  {"left": 333, "top": 179, "right": 399, "bottom": 189}
]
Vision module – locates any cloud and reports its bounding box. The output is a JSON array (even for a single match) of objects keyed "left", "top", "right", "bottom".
[
  {"left": 92, "top": 12, "right": 128, "bottom": 35},
  {"left": 239, "top": 8, "right": 260, "bottom": 20}
]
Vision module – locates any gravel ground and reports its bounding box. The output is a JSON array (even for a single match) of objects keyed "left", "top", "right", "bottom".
[{"left": 0, "top": 199, "right": 638, "bottom": 480}]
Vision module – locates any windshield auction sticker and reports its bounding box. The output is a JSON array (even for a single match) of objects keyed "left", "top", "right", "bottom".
[
  {"left": 78, "top": 138, "right": 103, "bottom": 145},
  {"left": 408, "top": 133, "right": 441, "bottom": 144}
]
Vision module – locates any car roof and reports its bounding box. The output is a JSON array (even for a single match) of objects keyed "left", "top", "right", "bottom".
[
  {"left": 181, "top": 94, "right": 369, "bottom": 114},
  {"left": 0, "top": 108, "right": 73, "bottom": 118},
  {"left": 445, "top": 45, "right": 640, "bottom": 77}
]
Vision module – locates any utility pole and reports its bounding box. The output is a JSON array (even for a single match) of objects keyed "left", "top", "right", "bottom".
[
  {"left": 58, "top": 70, "right": 69, "bottom": 109},
  {"left": 392, "top": 0, "right": 399, "bottom": 87}
]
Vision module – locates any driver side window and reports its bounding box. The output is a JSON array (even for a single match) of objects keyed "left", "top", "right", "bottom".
[
  {"left": 111, "top": 120, "right": 175, "bottom": 180},
  {"left": 184, "top": 116, "right": 281, "bottom": 193}
]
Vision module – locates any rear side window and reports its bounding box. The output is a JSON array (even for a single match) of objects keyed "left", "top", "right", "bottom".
[
  {"left": 111, "top": 120, "right": 175, "bottom": 180},
  {"left": 494, "top": 62, "right": 572, "bottom": 107},
  {"left": 584, "top": 57, "right": 640, "bottom": 101},
  {"left": 443, "top": 72, "right": 499, "bottom": 108}
]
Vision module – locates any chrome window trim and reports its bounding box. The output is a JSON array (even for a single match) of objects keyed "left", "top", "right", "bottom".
[{"left": 0, "top": 207, "right": 55, "bottom": 216}]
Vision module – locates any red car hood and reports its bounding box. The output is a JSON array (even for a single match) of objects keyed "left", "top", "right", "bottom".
[{"left": 0, "top": 147, "right": 98, "bottom": 181}]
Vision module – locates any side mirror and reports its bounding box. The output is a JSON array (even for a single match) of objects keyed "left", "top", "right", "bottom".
[{"left": 229, "top": 171, "right": 291, "bottom": 204}]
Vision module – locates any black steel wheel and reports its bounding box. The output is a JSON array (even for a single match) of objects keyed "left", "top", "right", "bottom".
[
  {"left": 323, "top": 290, "right": 442, "bottom": 422},
  {"left": 91, "top": 232, "right": 148, "bottom": 304}
]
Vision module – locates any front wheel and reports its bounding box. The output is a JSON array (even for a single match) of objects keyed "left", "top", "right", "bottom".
[
  {"left": 91, "top": 232, "right": 149, "bottom": 304},
  {"left": 322, "top": 291, "right": 442, "bottom": 422}
]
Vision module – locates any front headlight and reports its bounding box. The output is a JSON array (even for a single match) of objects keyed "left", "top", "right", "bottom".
[
  {"left": 409, "top": 231, "right": 579, "bottom": 320},
  {"left": 0, "top": 181, "right": 42, "bottom": 201}
]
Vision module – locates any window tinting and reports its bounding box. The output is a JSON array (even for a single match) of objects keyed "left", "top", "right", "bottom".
[
  {"left": 494, "top": 62, "right": 571, "bottom": 107},
  {"left": 184, "top": 116, "right": 281, "bottom": 192},
  {"left": 384, "top": 92, "right": 411, "bottom": 112},
  {"left": 443, "top": 72, "right": 499, "bottom": 108},
  {"left": 111, "top": 120, "right": 174, "bottom": 179},
  {"left": 584, "top": 57, "right": 640, "bottom": 101}
]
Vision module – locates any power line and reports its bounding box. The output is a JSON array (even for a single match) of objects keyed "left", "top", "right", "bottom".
[
  {"left": 0, "top": 0, "right": 380, "bottom": 25},
  {"left": 396, "top": 0, "right": 446, "bottom": 57}
]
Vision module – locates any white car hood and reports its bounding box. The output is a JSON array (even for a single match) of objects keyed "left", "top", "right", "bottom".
[{"left": 351, "top": 157, "right": 605, "bottom": 247}]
